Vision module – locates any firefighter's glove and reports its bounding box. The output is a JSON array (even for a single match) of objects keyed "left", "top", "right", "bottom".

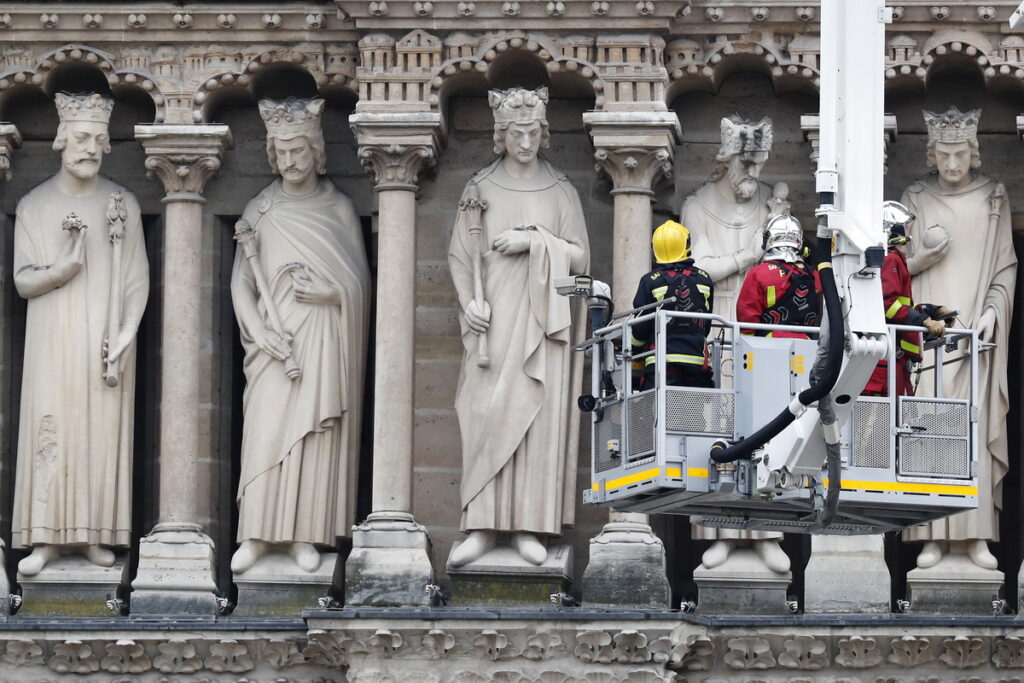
[
  {"left": 923, "top": 318, "right": 946, "bottom": 340},
  {"left": 918, "top": 303, "right": 957, "bottom": 323}
]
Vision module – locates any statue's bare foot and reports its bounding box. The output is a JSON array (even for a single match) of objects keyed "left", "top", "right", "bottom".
[
  {"left": 19, "top": 545, "right": 59, "bottom": 576},
  {"left": 231, "top": 539, "right": 270, "bottom": 574},
  {"left": 754, "top": 539, "right": 790, "bottom": 573},
  {"left": 916, "top": 541, "right": 943, "bottom": 569},
  {"left": 288, "top": 542, "right": 321, "bottom": 573},
  {"left": 968, "top": 540, "right": 998, "bottom": 570},
  {"left": 511, "top": 533, "right": 547, "bottom": 566},
  {"left": 701, "top": 541, "right": 730, "bottom": 569},
  {"left": 82, "top": 545, "right": 115, "bottom": 568},
  {"left": 450, "top": 531, "right": 496, "bottom": 567}
]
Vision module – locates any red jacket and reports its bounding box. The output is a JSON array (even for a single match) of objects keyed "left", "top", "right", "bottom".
[
  {"left": 880, "top": 247, "right": 925, "bottom": 361},
  {"left": 736, "top": 260, "right": 821, "bottom": 339}
]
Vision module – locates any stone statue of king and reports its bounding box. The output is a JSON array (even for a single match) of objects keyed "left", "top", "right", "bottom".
[
  {"left": 448, "top": 87, "right": 590, "bottom": 568},
  {"left": 12, "top": 92, "right": 150, "bottom": 576},
  {"left": 230, "top": 98, "right": 371, "bottom": 575}
]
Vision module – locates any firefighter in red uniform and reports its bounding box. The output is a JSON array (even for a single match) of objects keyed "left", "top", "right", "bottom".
[
  {"left": 862, "top": 201, "right": 949, "bottom": 397},
  {"left": 736, "top": 214, "right": 820, "bottom": 339},
  {"left": 631, "top": 220, "right": 715, "bottom": 389}
]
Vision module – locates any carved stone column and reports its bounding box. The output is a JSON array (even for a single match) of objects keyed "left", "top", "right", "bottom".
[
  {"left": 345, "top": 112, "right": 443, "bottom": 606},
  {"left": 131, "top": 125, "right": 233, "bottom": 616},
  {"left": 581, "top": 111, "right": 680, "bottom": 608},
  {"left": 0, "top": 123, "right": 19, "bottom": 617}
]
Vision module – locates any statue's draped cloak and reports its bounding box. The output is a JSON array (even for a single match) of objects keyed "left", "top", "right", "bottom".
[
  {"left": 12, "top": 176, "right": 149, "bottom": 548},
  {"left": 902, "top": 173, "right": 1016, "bottom": 542},
  {"left": 682, "top": 179, "right": 778, "bottom": 543},
  {"left": 448, "top": 159, "right": 589, "bottom": 535},
  {"left": 232, "top": 178, "right": 370, "bottom": 545}
]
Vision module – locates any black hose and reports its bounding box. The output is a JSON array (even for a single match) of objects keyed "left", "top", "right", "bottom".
[{"left": 709, "top": 258, "right": 845, "bottom": 464}]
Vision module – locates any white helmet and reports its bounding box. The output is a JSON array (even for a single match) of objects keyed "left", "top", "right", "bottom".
[
  {"left": 762, "top": 214, "right": 803, "bottom": 262},
  {"left": 882, "top": 200, "right": 914, "bottom": 245}
]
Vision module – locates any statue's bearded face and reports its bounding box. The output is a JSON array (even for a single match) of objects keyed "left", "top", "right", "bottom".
[
  {"left": 502, "top": 121, "right": 543, "bottom": 165},
  {"left": 272, "top": 136, "right": 317, "bottom": 185},
  {"left": 725, "top": 150, "right": 768, "bottom": 200},
  {"left": 933, "top": 140, "right": 972, "bottom": 189},
  {"left": 61, "top": 121, "right": 109, "bottom": 180}
]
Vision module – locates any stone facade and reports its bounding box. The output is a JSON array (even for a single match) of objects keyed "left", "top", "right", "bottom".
[{"left": 0, "top": 0, "right": 1023, "bottom": 680}]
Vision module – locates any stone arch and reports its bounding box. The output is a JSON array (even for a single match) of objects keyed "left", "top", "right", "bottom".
[
  {"left": 191, "top": 44, "right": 357, "bottom": 123},
  {"left": 0, "top": 44, "right": 166, "bottom": 122},
  {"left": 665, "top": 36, "right": 819, "bottom": 105},
  {"left": 427, "top": 33, "right": 604, "bottom": 111},
  {"left": 884, "top": 30, "right": 1024, "bottom": 96}
]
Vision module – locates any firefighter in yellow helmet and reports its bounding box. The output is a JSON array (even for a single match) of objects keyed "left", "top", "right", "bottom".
[{"left": 630, "top": 220, "right": 715, "bottom": 389}]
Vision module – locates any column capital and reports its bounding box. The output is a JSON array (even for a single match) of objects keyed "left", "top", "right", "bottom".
[
  {"left": 0, "top": 123, "right": 23, "bottom": 182},
  {"left": 134, "top": 124, "right": 233, "bottom": 201},
  {"left": 350, "top": 112, "right": 445, "bottom": 192},
  {"left": 801, "top": 113, "right": 897, "bottom": 171},
  {"left": 584, "top": 111, "right": 681, "bottom": 195}
]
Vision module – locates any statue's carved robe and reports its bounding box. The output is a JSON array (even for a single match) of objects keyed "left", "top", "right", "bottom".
[
  {"left": 901, "top": 172, "right": 1016, "bottom": 542},
  {"left": 232, "top": 178, "right": 370, "bottom": 545},
  {"left": 12, "top": 176, "right": 149, "bottom": 548},
  {"left": 682, "top": 178, "right": 777, "bottom": 543},
  {"left": 448, "top": 159, "right": 589, "bottom": 535}
]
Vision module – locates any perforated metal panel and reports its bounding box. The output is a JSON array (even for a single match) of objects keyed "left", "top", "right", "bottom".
[
  {"left": 851, "top": 400, "right": 890, "bottom": 468},
  {"left": 901, "top": 399, "right": 969, "bottom": 436},
  {"left": 899, "top": 436, "right": 970, "bottom": 478},
  {"left": 665, "top": 389, "right": 734, "bottom": 435},
  {"left": 594, "top": 403, "right": 622, "bottom": 474},
  {"left": 627, "top": 392, "right": 655, "bottom": 459}
]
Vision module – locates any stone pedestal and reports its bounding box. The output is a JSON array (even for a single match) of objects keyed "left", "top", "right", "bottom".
[
  {"left": 694, "top": 548, "right": 791, "bottom": 614},
  {"left": 345, "top": 513, "right": 434, "bottom": 607},
  {"left": 130, "top": 524, "right": 219, "bottom": 617},
  {"left": 18, "top": 555, "right": 128, "bottom": 617},
  {"left": 582, "top": 520, "right": 670, "bottom": 608},
  {"left": 804, "top": 535, "right": 890, "bottom": 613},
  {"left": 907, "top": 554, "right": 1003, "bottom": 615},
  {"left": 447, "top": 543, "right": 573, "bottom": 607},
  {"left": 234, "top": 552, "right": 338, "bottom": 617}
]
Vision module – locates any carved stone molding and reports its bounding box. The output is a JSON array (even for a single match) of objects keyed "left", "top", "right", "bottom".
[
  {"left": 0, "top": 123, "right": 22, "bottom": 182},
  {"left": 584, "top": 110, "right": 681, "bottom": 195},
  {"left": 349, "top": 111, "right": 444, "bottom": 191},
  {"left": 134, "top": 124, "right": 233, "bottom": 200},
  {"left": 800, "top": 113, "right": 897, "bottom": 171}
]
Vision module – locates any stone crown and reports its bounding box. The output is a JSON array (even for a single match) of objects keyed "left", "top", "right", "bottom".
[
  {"left": 717, "top": 114, "right": 773, "bottom": 159},
  {"left": 259, "top": 97, "right": 326, "bottom": 140},
  {"left": 55, "top": 92, "right": 113, "bottom": 125},
  {"left": 924, "top": 106, "right": 981, "bottom": 144},
  {"left": 489, "top": 87, "right": 548, "bottom": 126}
]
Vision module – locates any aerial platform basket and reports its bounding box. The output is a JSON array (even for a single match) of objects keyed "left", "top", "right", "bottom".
[{"left": 579, "top": 308, "right": 980, "bottom": 535}]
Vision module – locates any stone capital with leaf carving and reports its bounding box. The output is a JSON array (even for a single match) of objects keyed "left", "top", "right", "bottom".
[
  {"left": 584, "top": 111, "right": 681, "bottom": 195},
  {"left": 350, "top": 111, "right": 444, "bottom": 191},
  {"left": 134, "top": 124, "right": 233, "bottom": 201},
  {"left": 0, "top": 123, "right": 22, "bottom": 182}
]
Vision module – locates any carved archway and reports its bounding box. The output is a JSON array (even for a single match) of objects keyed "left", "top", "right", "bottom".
[
  {"left": 191, "top": 44, "right": 358, "bottom": 123},
  {"left": 0, "top": 44, "right": 167, "bottom": 122}
]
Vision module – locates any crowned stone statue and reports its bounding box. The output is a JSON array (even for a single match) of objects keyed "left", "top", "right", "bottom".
[
  {"left": 900, "top": 106, "right": 1016, "bottom": 572},
  {"left": 230, "top": 98, "right": 371, "bottom": 576},
  {"left": 447, "top": 87, "right": 590, "bottom": 568},
  {"left": 681, "top": 115, "right": 791, "bottom": 576},
  {"left": 12, "top": 93, "right": 150, "bottom": 576}
]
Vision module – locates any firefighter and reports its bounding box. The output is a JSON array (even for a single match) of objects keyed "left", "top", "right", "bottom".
[
  {"left": 736, "top": 214, "right": 820, "bottom": 339},
  {"left": 862, "top": 201, "right": 949, "bottom": 397},
  {"left": 630, "top": 220, "right": 715, "bottom": 389}
]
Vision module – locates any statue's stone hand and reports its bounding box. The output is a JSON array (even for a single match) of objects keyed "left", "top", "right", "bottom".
[
  {"left": 106, "top": 324, "right": 137, "bottom": 363},
  {"left": 51, "top": 226, "right": 87, "bottom": 286},
  {"left": 293, "top": 278, "right": 341, "bottom": 306},
  {"left": 254, "top": 326, "right": 292, "bottom": 362},
  {"left": 493, "top": 228, "right": 532, "bottom": 255},
  {"left": 909, "top": 224, "right": 950, "bottom": 274},
  {"left": 977, "top": 308, "right": 997, "bottom": 343},
  {"left": 465, "top": 299, "right": 491, "bottom": 333}
]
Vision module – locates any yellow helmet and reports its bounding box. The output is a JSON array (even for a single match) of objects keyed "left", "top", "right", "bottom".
[{"left": 652, "top": 220, "right": 691, "bottom": 264}]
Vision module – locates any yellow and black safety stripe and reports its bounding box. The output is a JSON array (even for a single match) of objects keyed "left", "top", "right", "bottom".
[
  {"left": 822, "top": 478, "right": 977, "bottom": 496},
  {"left": 594, "top": 466, "right": 708, "bottom": 493}
]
